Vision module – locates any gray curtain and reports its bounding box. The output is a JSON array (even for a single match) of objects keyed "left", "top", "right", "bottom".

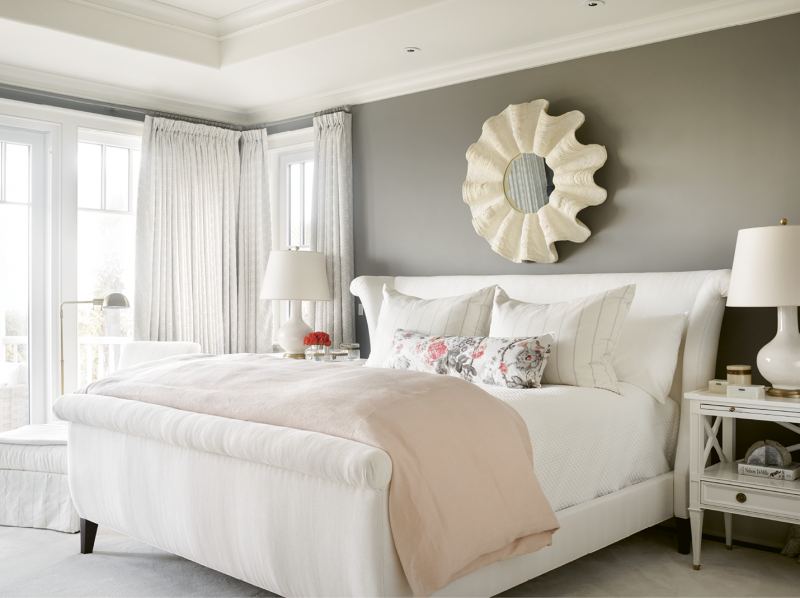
[
  {"left": 134, "top": 116, "right": 272, "bottom": 354},
  {"left": 308, "top": 112, "right": 355, "bottom": 349}
]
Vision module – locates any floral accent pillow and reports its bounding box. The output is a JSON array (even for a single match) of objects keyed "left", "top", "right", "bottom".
[{"left": 385, "top": 329, "right": 554, "bottom": 389}]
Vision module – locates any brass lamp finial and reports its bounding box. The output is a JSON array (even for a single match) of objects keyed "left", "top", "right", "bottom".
[{"left": 780, "top": 218, "right": 788, "bottom": 225}]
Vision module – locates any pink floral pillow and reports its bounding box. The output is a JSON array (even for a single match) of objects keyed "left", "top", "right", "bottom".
[{"left": 385, "top": 329, "right": 554, "bottom": 389}]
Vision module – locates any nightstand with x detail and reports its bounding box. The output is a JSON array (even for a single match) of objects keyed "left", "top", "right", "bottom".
[{"left": 685, "top": 389, "right": 800, "bottom": 570}]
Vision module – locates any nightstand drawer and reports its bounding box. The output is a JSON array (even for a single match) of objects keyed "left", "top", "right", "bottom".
[{"left": 701, "top": 481, "right": 800, "bottom": 518}]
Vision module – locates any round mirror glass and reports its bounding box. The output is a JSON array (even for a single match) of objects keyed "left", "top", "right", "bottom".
[{"left": 504, "top": 153, "right": 555, "bottom": 213}]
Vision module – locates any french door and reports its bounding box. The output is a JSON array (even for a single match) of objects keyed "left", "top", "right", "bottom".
[{"left": 0, "top": 126, "right": 46, "bottom": 431}]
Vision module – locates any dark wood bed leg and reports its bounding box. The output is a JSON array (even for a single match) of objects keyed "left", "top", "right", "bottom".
[
  {"left": 676, "top": 516, "right": 691, "bottom": 555},
  {"left": 80, "top": 518, "right": 98, "bottom": 554}
]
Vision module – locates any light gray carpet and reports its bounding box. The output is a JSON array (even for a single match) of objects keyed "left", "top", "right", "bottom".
[{"left": 0, "top": 525, "right": 797, "bottom": 597}]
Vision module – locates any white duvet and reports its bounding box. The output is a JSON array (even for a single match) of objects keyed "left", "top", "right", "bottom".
[{"left": 482, "top": 382, "right": 679, "bottom": 512}]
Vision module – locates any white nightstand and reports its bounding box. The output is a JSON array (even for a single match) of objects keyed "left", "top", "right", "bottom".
[{"left": 685, "top": 389, "right": 800, "bottom": 570}]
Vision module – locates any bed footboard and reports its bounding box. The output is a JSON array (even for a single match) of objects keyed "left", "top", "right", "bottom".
[{"left": 57, "top": 395, "right": 412, "bottom": 597}]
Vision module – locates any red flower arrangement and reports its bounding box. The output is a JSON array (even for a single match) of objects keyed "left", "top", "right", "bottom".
[{"left": 303, "top": 331, "right": 331, "bottom": 347}]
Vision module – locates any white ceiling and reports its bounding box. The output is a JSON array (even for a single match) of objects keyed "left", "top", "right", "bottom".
[{"left": 0, "top": 0, "right": 797, "bottom": 124}]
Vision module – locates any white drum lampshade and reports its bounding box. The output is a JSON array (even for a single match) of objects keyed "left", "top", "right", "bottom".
[
  {"left": 727, "top": 220, "right": 800, "bottom": 396},
  {"left": 260, "top": 248, "right": 330, "bottom": 357}
]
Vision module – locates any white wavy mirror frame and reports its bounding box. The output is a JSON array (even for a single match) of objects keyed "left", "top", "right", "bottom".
[{"left": 463, "top": 99, "right": 608, "bottom": 263}]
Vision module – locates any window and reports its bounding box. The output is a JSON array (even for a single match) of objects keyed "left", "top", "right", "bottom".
[
  {"left": 287, "top": 160, "right": 314, "bottom": 249},
  {"left": 0, "top": 126, "right": 46, "bottom": 432},
  {"left": 268, "top": 128, "right": 314, "bottom": 341},
  {"left": 76, "top": 130, "right": 141, "bottom": 386}
]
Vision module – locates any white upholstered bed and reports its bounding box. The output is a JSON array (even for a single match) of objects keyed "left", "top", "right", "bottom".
[{"left": 56, "top": 269, "right": 730, "bottom": 597}]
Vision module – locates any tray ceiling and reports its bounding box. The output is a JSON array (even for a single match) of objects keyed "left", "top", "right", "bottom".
[{"left": 0, "top": 0, "right": 796, "bottom": 124}]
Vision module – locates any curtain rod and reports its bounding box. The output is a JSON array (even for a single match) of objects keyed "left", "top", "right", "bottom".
[{"left": 0, "top": 82, "right": 316, "bottom": 134}]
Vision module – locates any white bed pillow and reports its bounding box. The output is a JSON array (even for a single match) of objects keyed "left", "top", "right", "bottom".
[
  {"left": 489, "top": 285, "right": 636, "bottom": 393},
  {"left": 612, "top": 313, "right": 687, "bottom": 403},
  {"left": 365, "top": 285, "right": 495, "bottom": 368}
]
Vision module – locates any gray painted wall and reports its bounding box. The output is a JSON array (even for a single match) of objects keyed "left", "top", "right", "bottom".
[
  {"left": 351, "top": 14, "right": 799, "bottom": 364},
  {"left": 350, "top": 14, "right": 800, "bottom": 546}
]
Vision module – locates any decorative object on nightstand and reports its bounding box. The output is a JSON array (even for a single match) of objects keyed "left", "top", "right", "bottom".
[
  {"left": 738, "top": 440, "right": 799, "bottom": 481},
  {"left": 260, "top": 247, "right": 331, "bottom": 359},
  {"left": 304, "top": 331, "right": 332, "bottom": 361},
  {"left": 726, "top": 365, "right": 752, "bottom": 386},
  {"left": 685, "top": 389, "right": 800, "bottom": 570},
  {"left": 60, "top": 293, "right": 129, "bottom": 394},
  {"left": 708, "top": 379, "right": 729, "bottom": 394},
  {"left": 340, "top": 343, "right": 360, "bottom": 360},
  {"left": 727, "top": 219, "right": 800, "bottom": 398}
]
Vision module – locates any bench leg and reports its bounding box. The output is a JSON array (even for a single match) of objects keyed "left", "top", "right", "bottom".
[
  {"left": 676, "top": 516, "right": 691, "bottom": 555},
  {"left": 80, "top": 519, "right": 98, "bottom": 554}
]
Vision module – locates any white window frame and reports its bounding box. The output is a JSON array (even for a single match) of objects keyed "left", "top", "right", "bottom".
[
  {"left": 0, "top": 99, "right": 143, "bottom": 420},
  {"left": 75, "top": 128, "right": 142, "bottom": 386},
  {"left": 267, "top": 127, "right": 314, "bottom": 332},
  {"left": 78, "top": 128, "right": 142, "bottom": 214},
  {"left": 0, "top": 124, "right": 47, "bottom": 425}
]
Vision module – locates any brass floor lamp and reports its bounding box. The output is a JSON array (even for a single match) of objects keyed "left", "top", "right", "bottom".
[{"left": 60, "top": 293, "right": 130, "bottom": 395}]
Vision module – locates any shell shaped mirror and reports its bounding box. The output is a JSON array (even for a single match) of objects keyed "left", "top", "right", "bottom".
[{"left": 463, "top": 100, "right": 608, "bottom": 263}]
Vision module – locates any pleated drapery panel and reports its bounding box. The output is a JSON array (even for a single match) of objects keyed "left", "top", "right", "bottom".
[
  {"left": 237, "top": 130, "right": 272, "bottom": 353},
  {"left": 135, "top": 117, "right": 243, "bottom": 354},
  {"left": 309, "top": 112, "right": 355, "bottom": 349}
]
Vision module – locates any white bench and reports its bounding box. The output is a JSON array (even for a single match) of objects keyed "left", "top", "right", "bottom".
[
  {"left": 0, "top": 341, "right": 201, "bottom": 534},
  {"left": 0, "top": 422, "right": 76, "bottom": 532}
]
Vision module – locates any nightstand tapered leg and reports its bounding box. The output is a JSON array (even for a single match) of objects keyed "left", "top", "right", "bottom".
[
  {"left": 689, "top": 508, "right": 704, "bottom": 570},
  {"left": 724, "top": 513, "right": 733, "bottom": 549}
]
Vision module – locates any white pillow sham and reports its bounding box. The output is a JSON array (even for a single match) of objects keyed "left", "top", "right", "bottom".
[
  {"left": 612, "top": 313, "right": 687, "bottom": 403},
  {"left": 489, "top": 285, "right": 636, "bottom": 393},
  {"left": 365, "top": 285, "right": 496, "bottom": 368}
]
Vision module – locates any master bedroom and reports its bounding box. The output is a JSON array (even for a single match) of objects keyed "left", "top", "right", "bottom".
[{"left": 0, "top": 1, "right": 798, "bottom": 597}]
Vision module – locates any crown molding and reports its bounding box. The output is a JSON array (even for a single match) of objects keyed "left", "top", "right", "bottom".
[
  {"left": 243, "top": 0, "right": 800, "bottom": 122},
  {"left": 0, "top": 62, "right": 250, "bottom": 124},
  {"left": 70, "top": 0, "right": 342, "bottom": 38},
  {"left": 0, "top": 0, "right": 797, "bottom": 125}
]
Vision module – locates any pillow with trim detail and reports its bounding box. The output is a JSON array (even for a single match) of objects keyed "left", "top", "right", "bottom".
[
  {"left": 489, "top": 285, "right": 636, "bottom": 394},
  {"left": 365, "top": 285, "right": 496, "bottom": 368}
]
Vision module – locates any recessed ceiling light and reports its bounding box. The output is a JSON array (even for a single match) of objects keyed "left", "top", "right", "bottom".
[
  {"left": 403, "top": 47, "right": 421, "bottom": 53},
  {"left": 582, "top": 1, "right": 604, "bottom": 6}
]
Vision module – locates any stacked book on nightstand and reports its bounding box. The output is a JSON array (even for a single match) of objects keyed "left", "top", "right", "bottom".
[
  {"left": 736, "top": 439, "right": 800, "bottom": 481},
  {"left": 737, "top": 461, "right": 800, "bottom": 481}
]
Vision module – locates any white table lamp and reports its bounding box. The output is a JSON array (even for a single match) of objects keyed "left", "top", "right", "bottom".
[
  {"left": 260, "top": 247, "right": 330, "bottom": 358},
  {"left": 727, "top": 219, "right": 800, "bottom": 397}
]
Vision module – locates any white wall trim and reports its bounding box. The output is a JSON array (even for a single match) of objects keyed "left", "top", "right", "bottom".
[
  {"left": 244, "top": 0, "right": 800, "bottom": 122},
  {"left": 0, "top": 0, "right": 798, "bottom": 124},
  {"left": 69, "top": 0, "right": 345, "bottom": 39},
  {"left": 0, "top": 63, "right": 249, "bottom": 125}
]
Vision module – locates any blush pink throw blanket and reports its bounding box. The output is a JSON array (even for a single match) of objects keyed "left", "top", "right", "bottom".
[{"left": 78, "top": 354, "right": 559, "bottom": 596}]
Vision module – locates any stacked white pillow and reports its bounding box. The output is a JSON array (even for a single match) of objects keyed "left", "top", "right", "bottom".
[
  {"left": 370, "top": 282, "right": 687, "bottom": 402},
  {"left": 490, "top": 285, "right": 636, "bottom": 394},
  {"left": 612, "top": 313, "right": 687, "bottom": 403},
  {"left": 366, "top": 285, "right": 496, "bottom": 368}
]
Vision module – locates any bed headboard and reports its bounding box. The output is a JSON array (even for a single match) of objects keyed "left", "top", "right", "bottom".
[{"left": 350, "top": 269, "right": 731, "bottom": 519}]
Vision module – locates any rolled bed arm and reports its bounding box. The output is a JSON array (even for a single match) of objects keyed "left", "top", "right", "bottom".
[{"left": 53, "top": 394, "right": 392, "bottom": 491}]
